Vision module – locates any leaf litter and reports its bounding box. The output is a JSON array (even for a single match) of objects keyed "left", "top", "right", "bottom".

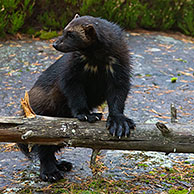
[{"left": 0, "top": 31, "right": 194, "bottom": 193}]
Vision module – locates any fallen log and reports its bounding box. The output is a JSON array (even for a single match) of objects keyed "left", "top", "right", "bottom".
[{"left": 0, "top": 116, "right": 194, "bottom": 154}]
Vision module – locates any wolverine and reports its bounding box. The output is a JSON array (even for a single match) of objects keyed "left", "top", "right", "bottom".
[{"left": 18, "top": 14, "right": 135, "bottom": 182}]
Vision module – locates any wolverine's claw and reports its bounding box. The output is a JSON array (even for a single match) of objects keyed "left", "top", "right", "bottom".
[{"left": 107, "top": 115, "right": 135, "bottom": 138}]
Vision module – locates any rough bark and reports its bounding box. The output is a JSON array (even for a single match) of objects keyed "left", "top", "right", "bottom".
[{"left": 0, "top": 116, "right": 194, "bottom": 154}]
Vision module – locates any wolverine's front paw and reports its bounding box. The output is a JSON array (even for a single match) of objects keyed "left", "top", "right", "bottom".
[
  {"left": 76, "top": 113, "right": 102, "bottom": 123},
  {"left": 106, "top": 114, "right": 136, "bottom": 138}
]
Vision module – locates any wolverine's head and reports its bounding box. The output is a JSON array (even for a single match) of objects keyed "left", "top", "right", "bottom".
[{"left": 53, "top": 14, "right": 97, "bottom": 53}]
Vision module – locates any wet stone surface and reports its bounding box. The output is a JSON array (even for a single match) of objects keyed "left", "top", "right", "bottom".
[{"left": 0, "top": 32, "right": 194, "bottom": 192}]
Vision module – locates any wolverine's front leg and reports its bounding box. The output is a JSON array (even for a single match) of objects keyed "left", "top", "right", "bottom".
[{"left": 106, "top": 74, "right": 136, "bottom": 138}]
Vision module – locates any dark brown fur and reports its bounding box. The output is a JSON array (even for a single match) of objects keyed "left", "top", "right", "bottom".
[{"left": 18, "top": 14, "right": 135, "bottom": 182}]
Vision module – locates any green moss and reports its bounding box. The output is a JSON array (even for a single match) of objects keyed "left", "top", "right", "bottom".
[
  {"left": 149, "top": 171, "right": 155, "bottom": 175},
  {"left": 138, "top": 163, "right": 148, "bottom": 167},
  {"left": 171, "top": 77, "right": 178, "bottom": 83},
  {"left": 168, "top": 188, "right": 194, "bottom": 194},
  {"left": 39, "top": 30, "right": 58, "bottom": 40},
  {"left": 53, "top": 188, "right": 68, "bottom": 193},
  {"left": 177, "top": 58, "right": 188, "bottom": 63}
]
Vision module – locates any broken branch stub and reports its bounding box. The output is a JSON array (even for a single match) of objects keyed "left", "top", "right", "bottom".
[{"left": 171, "top": 103, "right": 178, "bottom": 123}]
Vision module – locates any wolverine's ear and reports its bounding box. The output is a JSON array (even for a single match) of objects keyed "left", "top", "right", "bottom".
[
  {"left": 84, "top": 24, "right": 96, "bottom": 40},
  {"left": 73, "top": 14, "right": 80, "bottom": 19}
]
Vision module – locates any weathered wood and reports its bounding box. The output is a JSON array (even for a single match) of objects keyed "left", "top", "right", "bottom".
[{"left": 0, "top": 116, "right": 194, "bottom": 153}]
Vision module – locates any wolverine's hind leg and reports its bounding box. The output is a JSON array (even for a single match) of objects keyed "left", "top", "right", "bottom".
[{"left": 38, "top": 145, "right": 72, "bottom": 182}]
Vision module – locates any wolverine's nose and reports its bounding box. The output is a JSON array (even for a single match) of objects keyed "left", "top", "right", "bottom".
[
  {"left": 53, "top": 36, "right": 63, "bottom": 50},
  {"left": 53, "top": 41, "right": 57, "bottom": 49}
]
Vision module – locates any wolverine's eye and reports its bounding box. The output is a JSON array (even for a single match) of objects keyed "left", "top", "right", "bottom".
[{"left": 66, "top": 31, "right": 75, "bottom": 39}]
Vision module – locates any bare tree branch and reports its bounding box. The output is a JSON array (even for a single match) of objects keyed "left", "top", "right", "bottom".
[{"left": 0, "top": 116, "right": 194, "bottom": 154}]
